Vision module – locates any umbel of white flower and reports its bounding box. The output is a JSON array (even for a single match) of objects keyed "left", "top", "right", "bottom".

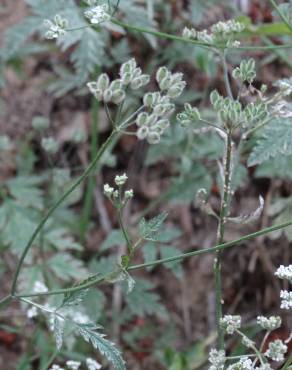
[
  {"left": 87, "top": 59, "right": 150, "bottom": 105},
  {"left": 257, "top": 316, "right": 282, "bottom": 331},
  {"left": 44, "top": 14, "right": 68, "bottom": 39},
  {"left": 220, "top": 315, "right": 241, "bottom": 334},
  {"left": 265, "top": 339, "right": 287, "bottom": 362},
  {"left": 275, "top": 265, "right": 292, "bottom": 283},
  {"left": 84, "top": 4, "right": 111, "bottom": 25},
  {"left": 280, "top": 290, "right": 292, "bottom": 310},
  {"left": 208, "top": 348, "right": 226, "bottom": 370}
]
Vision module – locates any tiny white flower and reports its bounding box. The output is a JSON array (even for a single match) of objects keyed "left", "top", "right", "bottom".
[
  {"left": 103, "top": 184, "right": 114, "bottom": 197},
  {"left": 220, "top": 315, "right": 241, "bottom": 334},
  {"left": 44, "top": 14, "right": 68, "bottom": 39},
  {"left": 33, "top": 281, "right": 48, "bottom": 293},
  {"left": 84, "top": 4, "right": 111, "bottom": 25},
  {"left": 114, "top": 173, "right": 128, "bottom": 186},
  {"left": 265, "top": 339, "right": 287, "bottom": 362},
  {"left": 275, "top": 265, "right": 292, "bottom": 283},
  {"left": 280, "top": 290, "right": 292, "bottom": 310},
  {"left": 49, "top": 365, "right": 65, "bottom": 370},
  {"left": 208, "top": 348, "right": 226, "bottom": 370},
  {"left": 41, "top": 137, "right": 59, "bottom": 154},
  {"left": 66, "top": 360, "right": 81, "bottom": 370},
  {"left": 257, "top": 316, "right": 282, "bottom": 331},
  {"left": 27, "top": 306, "right": 38, "bottom": 319},
  {"left": 86, "top": 358, "right": 102, "bottom": 370},
  {"left": 124, "top": 189, "right": 134, "bottom": 199}
]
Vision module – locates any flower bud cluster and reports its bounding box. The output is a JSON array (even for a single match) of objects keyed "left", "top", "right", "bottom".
[
  {"left": 208, "top": 349, "right": 226, "bottom": 370},
  {"left": 84, "top": 4, "right": 111, "bottom": 25},
  {"left": 243, "top": 102, "right": 268, "bottom": 127},
  {"left": 103, "top": 174, "right": 133, "bottom": 205},
  {"left": 44, "top": 14, "right": 68, "bottom": 39},
  {"left": 177, "top": 103, "right": 201, "bottom": 127},
  {"left": 232, "top": 59, "right": 256, "bottom": 84},
  {"left": 210, "top": 90, "right": 243, "bottom": 127},
  {"left": 156, "top": 66, "right": 186, "bottom": 98},
  {"left": 87, "top": 74, "right": 125, "bottom": 105},
  {"left": 182, "top": 19, "right": 244, "bottom": 47},
  {"left": 265, "top": 339, "right": 287, "bottom": 362},
  {"left": 257, "top": 316, "right": 282, "bottom": 331},
  {"left": 220, "top": 315, "right": 241, "bottom": 334},
  {"left": 49, "top": 358, "right": 101, "bottom": 370},
  {"left": 135, "top": 67, "right": 185, "bottom": 144},
  {"left": 275, "top": 265, "right": 292, "bottom": 310},
  {"left": 87, "top": 59, "right": 149, "bottom": 105},
  {"left": 119, "top": 58, "right": 150, "bottom": 89}
]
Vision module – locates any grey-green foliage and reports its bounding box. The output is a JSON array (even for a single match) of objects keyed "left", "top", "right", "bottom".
[
  {"left": 77, "top": 322, "right": 126, "bottom": 370},
  {"left": 0, "top": 0, "right": 156, "bottom": 94},
  {"left": 268, "top": 197, "right": 292, "bottom": 241},
  {"left": 248, "top": 118, "right": 292, "bottom": 166}
]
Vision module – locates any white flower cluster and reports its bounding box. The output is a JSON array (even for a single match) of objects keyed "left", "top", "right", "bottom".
[
  {"left": 49, "top": 358, "right": 101, "bottom": 370},
  {"left": 280, "top": 290, "right": 292, "bottom": 310},
  {"left": 87, "top": 59, "right": 149, "bottom": 105},
  {"left": 183, "top": 19, "right": 244, "bottom": 47},
  {"left": 44, "top": 14, "right": 68, "bottom": 40},
  {"left": 103, "top": 173, "right": 133, "bottom": 203},
  {"left": 275, "top": 265, "right": 292, "bottom": 283},
  {"left": 33, "top": 281, "right": 48, "bottom": 293},
  {"left": 41, "top": 137, "right": 59, "bottom": 154},
  {"left": 208, "top": 349, "right": 226, "bottom": 370},
  {"left": 66, "top": 361, "right": 81, "bottom": 370},
  {"left": 27, "top": 306, "right": 38, "bottom": 319},
  {"left": 220, "top": 315, "right": 241, "bottom": 334},
  {"left": 84, "top": 4, "right": 111, "bottom": 25},
  {"left": 257, "top": 316, "right": 282, "bottom": 331},
  {"left": 265, "top": 339, "right": 287, "bottom": 362},
  {"left": 136, "top": 67, "right": 185, "bottom": 144},
  {"left": 227, "top": 358, "right": 254, "bottom": 370},
  {"left": 275, "top": 265, "right": 292, "bottom": 310},
  {"left": 86, "top": 358, "right": 102, "bottom": 370}
]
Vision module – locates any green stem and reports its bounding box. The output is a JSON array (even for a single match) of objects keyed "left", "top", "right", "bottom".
[
  {"left": 269, "top": 0, "right": 292, "bottom": 33},
  {"left": 214, "top": 132, "right": 233, "bottom": 350},
  {"left": 80, "top": 96, "right": 100, "bottom": 241},
  {"left": 222, "top": 52, "right": 233, "bottom": 99},
  {"left": 236, "top": 329, "right": 266, "bottom": 366},
  {"left": 14, "top": 218, "right": 292, "bottom": 299},
  {"left": 0, "top": 295, "right": 12, "bottom": 307},
  {"left": 10, "top": 129, "right": 119, "bottom": 296},
  {"left": 117, "top": 207, "right": 132, "bottom": 254}
]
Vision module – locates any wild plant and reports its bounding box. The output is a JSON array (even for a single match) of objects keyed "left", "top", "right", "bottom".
[{"left": 0, "top": 1, "right": 292, "bottom": 370}]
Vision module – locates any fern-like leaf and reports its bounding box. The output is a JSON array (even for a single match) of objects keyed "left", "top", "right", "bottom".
[{"left": 76, "top": 322, "right": 126, "bottom": 370}]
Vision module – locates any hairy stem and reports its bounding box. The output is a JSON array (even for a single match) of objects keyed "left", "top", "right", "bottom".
[
  {"left": 215, "top": 131, "right": 233, "bottom": 350},
  {"left": 10, "top": 129, "right": 119, "bottom": 295}
]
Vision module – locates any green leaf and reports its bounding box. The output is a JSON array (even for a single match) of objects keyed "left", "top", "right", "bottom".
[
  {"left": 45, "top": 227, "right": 82, "bottom": 251},
  {"left": 77, "top": 322, "right": 126, "bottom": 370},
  {"left": 160, "top": 246, "right": 183, "bottom": 279},
  {"left": 248, "top": 119, "right": 292, "bottom": 166},
  {"left": 61, "top": 289, "right": 88, "bottom": 309},
  {"left": 47, "top": 253, "right": 87, "bottom": 282},
  {"left": 100, "top": 229, "right": 125, "bottom": 251},
  {"left": 125, "top": 278, "right": 167, "bottom": 318},
  {"left": 139, "top": 212, "right": 168, "bottom": 241},
  {"left": 7, "top": 175, "right": 44, "bottom": 209},
  {"left": 142, "top": 242, "right": 158, "bottom": 271}
]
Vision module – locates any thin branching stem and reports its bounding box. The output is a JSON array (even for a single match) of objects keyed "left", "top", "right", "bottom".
[
  {"left": 214, "top": 130, "right": 233, "bottom": 350},
  {"left": 13, "top": 218, "right": 292, "bottom": 299}
]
